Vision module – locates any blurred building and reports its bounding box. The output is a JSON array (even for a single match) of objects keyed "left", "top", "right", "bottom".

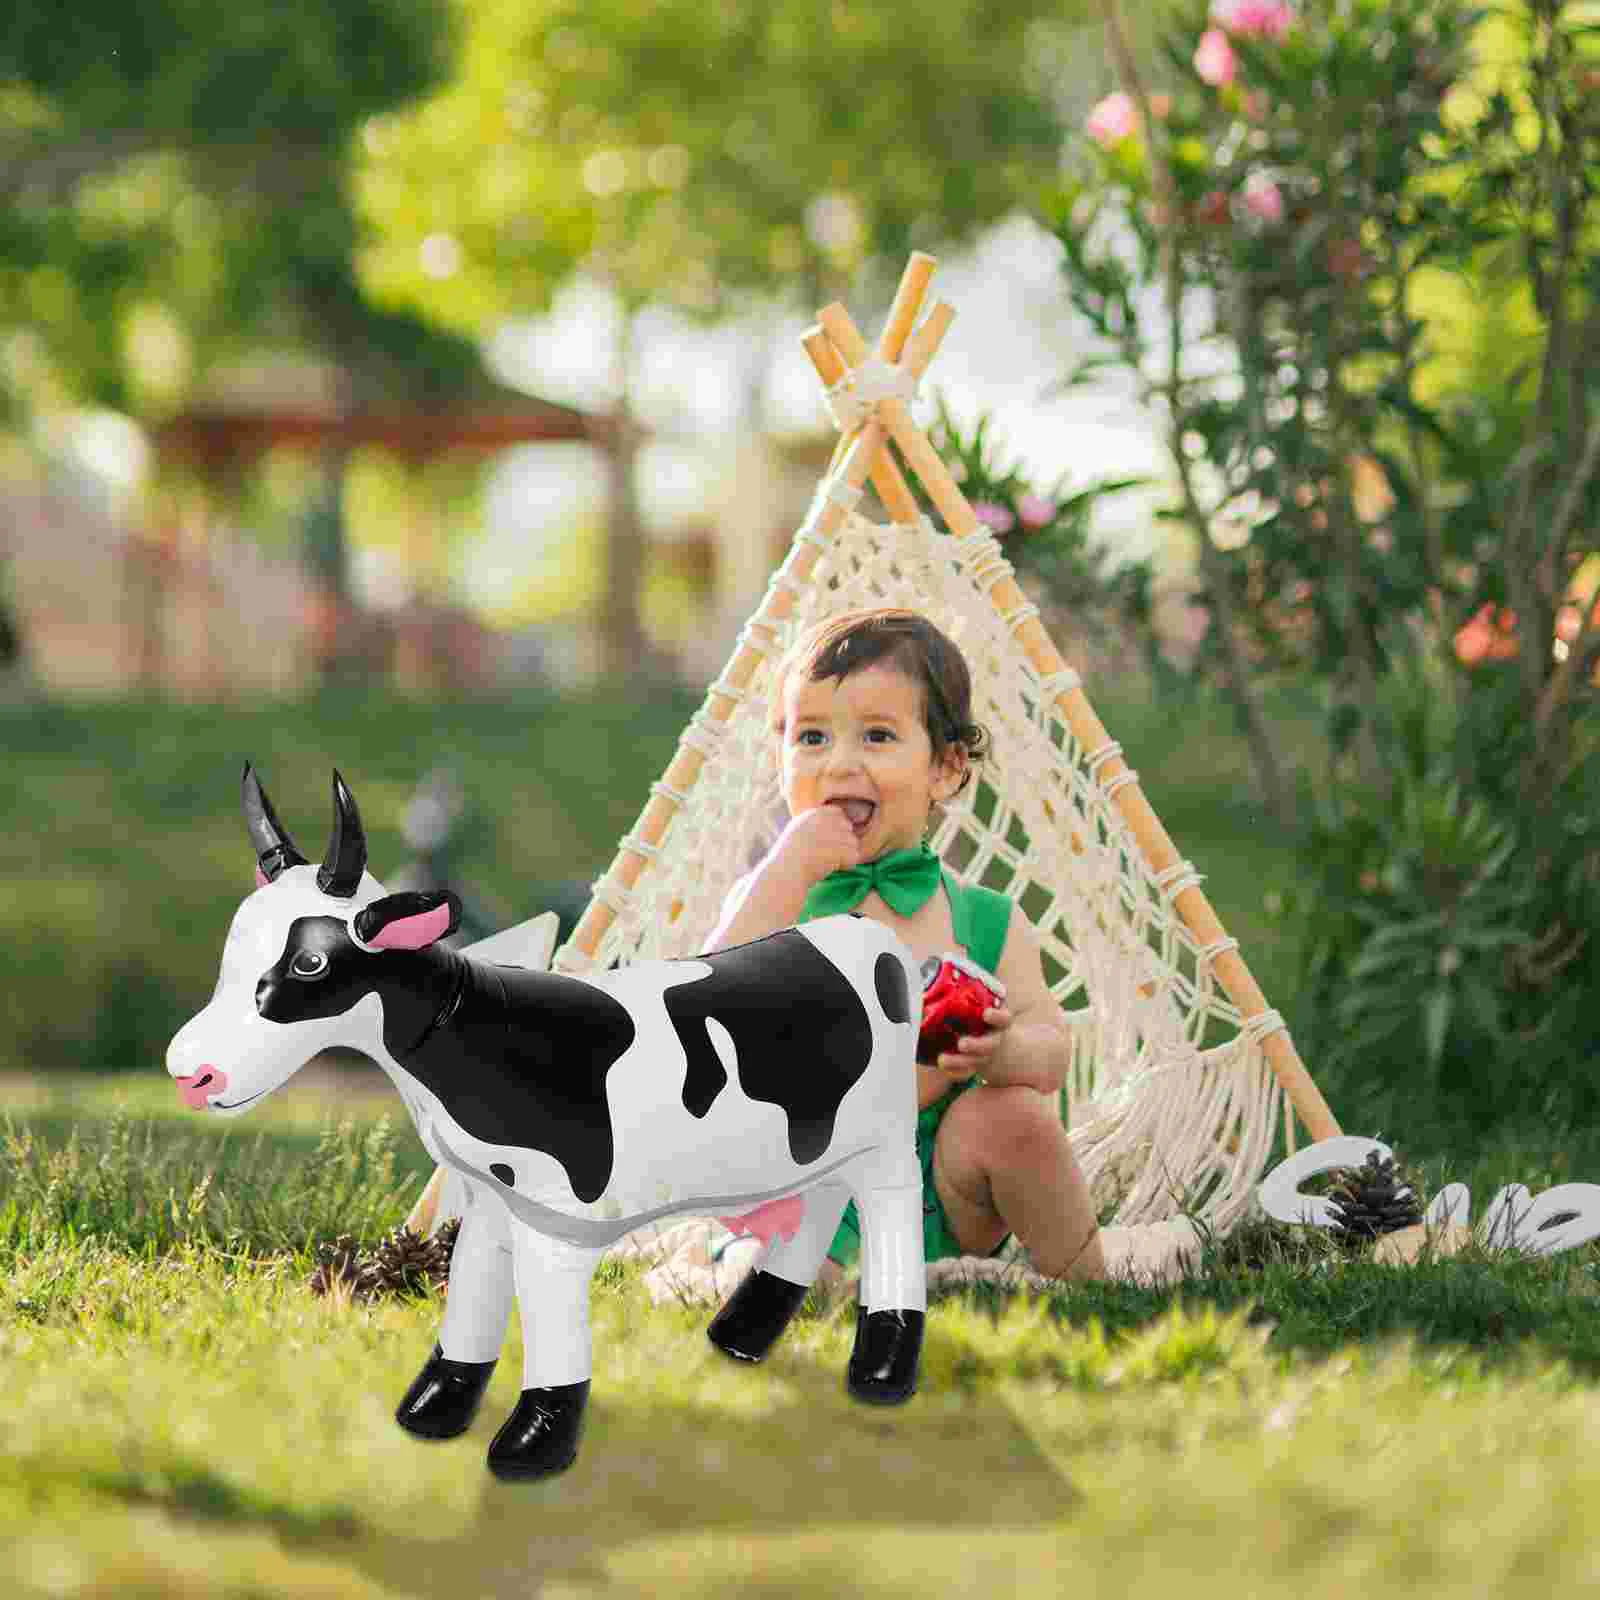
[{"left": 3, "top": 482, "right": 318, "bottom": 699}]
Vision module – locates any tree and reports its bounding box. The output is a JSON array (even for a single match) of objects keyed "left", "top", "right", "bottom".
[
  {"left": 0, "top": 0, "right": 474, "bottom": 628},
  {"left": 353, "top": 0, "right": 1105, "bottom": 676},
  {"left": 0, "top": 0, "right": 458, "bottom": 402}
]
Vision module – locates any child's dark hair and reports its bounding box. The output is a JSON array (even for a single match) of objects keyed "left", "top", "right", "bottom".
[{"left": 769, "top": 608, "right": 991, "bottom": 798}]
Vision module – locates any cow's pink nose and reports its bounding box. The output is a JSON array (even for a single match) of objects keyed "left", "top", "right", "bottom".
[{"left": 175, "top": 1066, "right": 228, "bottom": 1110}]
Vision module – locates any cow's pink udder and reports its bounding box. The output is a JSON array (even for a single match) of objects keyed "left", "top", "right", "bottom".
[
  {"left": 716, "top": 1193, "right": 807, "bottom": 1246},
  {"left": 175, "top": 1066, "right": 228, "bottom": 1110}
]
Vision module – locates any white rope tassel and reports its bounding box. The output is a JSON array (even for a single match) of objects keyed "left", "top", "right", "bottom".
[
  {"left": 1243, "top": 1008, "right": 1289, "bottom": 1044},
  {"left": 1154, "top": 860, "right": 1205, "bottom": 900},
  {"left": 824, "top": 356, "right": 918, "bottom": 433},
  {"left": 823, "top": 476, "right": 864, "bottom": 513},
  {"left": 1037, "top": 668, "right": 1082, "bottom": 698}
]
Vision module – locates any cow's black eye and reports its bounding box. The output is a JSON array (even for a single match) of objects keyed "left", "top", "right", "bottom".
[{"left": 290, "top": 951, "right": 329, "bottom": 980}]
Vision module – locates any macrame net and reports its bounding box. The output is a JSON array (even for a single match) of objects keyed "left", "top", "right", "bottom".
[{"left": 552, "top": 461, "right": 1294, "bottom": 1239}]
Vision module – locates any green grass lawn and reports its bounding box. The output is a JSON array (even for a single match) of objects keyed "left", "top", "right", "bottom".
[
  {"left": 6, "top": 1084, "right": 1600, "bottom": 1599},
  {"left": 12, "top": 681, "right": 1599, "bottom": 1595}
]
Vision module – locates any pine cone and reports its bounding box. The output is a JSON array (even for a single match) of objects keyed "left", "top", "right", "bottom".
[
  {"left": 1325, "top": 1152, "right": 1424, "bottom": 1250},
  {"left": 358, "top": 1225, "right": 446, "bottom": 1301},
  {"left": 307, "top": 1234, "right": 363, "bottom": 1298},
  {"left": 432, "top": 1217, "right": 461, "bottom": 1290},
  {"left": 307, "top": 1219, "right": 462, "bottom": 1303}
]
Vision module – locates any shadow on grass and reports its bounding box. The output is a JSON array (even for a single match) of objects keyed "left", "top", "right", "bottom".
[
  {"left": 1035, "top": 1207, "right": 1600, "bottom": 1383},
  {"left": 282, "top": 1351, "right": 1079, "bottom": 1598}
]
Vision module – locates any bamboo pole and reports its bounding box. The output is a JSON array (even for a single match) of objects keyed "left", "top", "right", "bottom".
[
  {"left": 800, "top": 325, "right": 1106, "bottom": 873},
  {"left": 800, "top": 326, "right": 928, "bottom": 524},
  {"left": 810, "top": 299, "right": 1341, "bottom": 1145},
  {"left": 403, "top": 253, "right": 948, "bottom": 1236}
]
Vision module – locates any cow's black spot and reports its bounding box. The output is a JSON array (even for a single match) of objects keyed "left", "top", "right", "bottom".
[
  {"left": 489, "top": 1162, "right": 515, "bottom": 1187},
  {"left": 874, "top": 952, "right": 911, "bottom": 1025},
  {"left": 256, "top": 917, "right": 405, "bottom": 1027},
  {"left": 680, "top": 1030, "right": 727, "bottom": 1120},
  {"left": 399, "top": 963, "right": 634, "bottom": 1204},
  {"left": 663, "top": 930, "right": 873, "bottom": 1166},
  {"left": 259, "top": 923, "right": 633, "bottom": 1204}
]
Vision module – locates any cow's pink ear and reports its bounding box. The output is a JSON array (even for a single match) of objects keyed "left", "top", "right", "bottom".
[
  {"left": 352, "top": 891, "right": 462, "bottom": 952},
  {"left": 255, "top": 865, "right": 270, "bottom": 889}
]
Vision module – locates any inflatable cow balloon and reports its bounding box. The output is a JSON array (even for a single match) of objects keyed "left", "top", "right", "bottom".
[{"left": 168, "top": 766, "right": 928, "bottom": 1481}]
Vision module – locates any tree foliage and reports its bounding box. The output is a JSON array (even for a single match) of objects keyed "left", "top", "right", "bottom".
[
  {"left": 354, "top": 0, "right": 1096, "bottom": 330},
  {"left": 0, "top": 0, "right": 461, "bottom": 415},
  {"left": 0, "top": 0, "right": 451, "bottom": 153}
]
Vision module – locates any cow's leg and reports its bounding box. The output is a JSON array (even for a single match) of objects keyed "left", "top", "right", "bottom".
[
  {"left": 707, "top": 1182, "right": 850, "bottom": 1364},
  {"left": 395, "top": 1184, "right": 509, "bottom": 1440},
  {"left": 486, "top": 1226, "right": 602, "bottom": 1482},
  {"left": 846, "top": 1155, "right": 926, "bottom": 1406}
]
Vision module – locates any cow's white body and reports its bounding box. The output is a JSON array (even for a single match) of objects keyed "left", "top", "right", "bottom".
[
  {"left": 168, "top": 770, "right": 927, "bottom": 1467},
  {"left": 380, "top": 914, "right": 925, "bottom": 1385},
  {"left": 403, "top": 925, "right": 919, "bottom": 1243}
]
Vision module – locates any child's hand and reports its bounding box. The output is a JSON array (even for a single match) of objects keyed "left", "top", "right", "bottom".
[
  {"left": 769, "top": 804, "right": 863, "bottom": 886},
  {"left": 936, "top": 1006, "right": 1012, "bottom": 1079}
]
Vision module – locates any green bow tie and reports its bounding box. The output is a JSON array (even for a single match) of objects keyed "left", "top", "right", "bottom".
[{"left": 801, "top": 843, "right": 943, "bottom": 920}]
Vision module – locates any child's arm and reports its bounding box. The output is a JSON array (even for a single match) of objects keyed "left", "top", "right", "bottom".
[
  {"left": 943, "top": 914, "right": 1071, "bottom": 1096},
  {"left": 702, "top": 805, "right": 862, "bottom": 952},
  {"left": 702, "top": 858, "right": 814, "bottom": 951}
]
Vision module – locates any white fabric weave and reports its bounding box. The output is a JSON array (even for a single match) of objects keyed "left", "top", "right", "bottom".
[{"left": 556, "top": 476, "right": 1297, "bottom": 1242}]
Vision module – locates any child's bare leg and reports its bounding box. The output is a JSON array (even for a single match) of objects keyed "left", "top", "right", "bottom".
[{"left": 932, "top": 1084, "right": 1106, "bottom": 1282}]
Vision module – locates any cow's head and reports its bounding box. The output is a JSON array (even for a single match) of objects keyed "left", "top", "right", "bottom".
[{"left": 167, "top": 765, "right": 460, "bottom": 1114}]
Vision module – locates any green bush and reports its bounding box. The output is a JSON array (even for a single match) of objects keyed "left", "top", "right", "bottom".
[
  {"left": 1044, "top": 0, "right": 1600, "bottom": 1137},
  {"left": 1291, "top": 629, "right": 1600, "bottom": 1137}
]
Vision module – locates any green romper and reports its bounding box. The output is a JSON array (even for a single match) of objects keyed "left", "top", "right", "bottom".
[{"left": 818, "top": 868, "right": 1014, "bottom": 1269}]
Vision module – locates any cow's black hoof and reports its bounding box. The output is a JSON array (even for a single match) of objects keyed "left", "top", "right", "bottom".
[
  {"left": 486, "top": 1381, "right": 589, "bottom": 1481},
  {"left": 706, "top": 1269, "right": 811, "bottom": 1363},
  {"left": 846, "top": 1308, "right": 924, "bottom": 1405},
  {"left": 395, "top": 1344, "right": 498, "bottom": 1440}
]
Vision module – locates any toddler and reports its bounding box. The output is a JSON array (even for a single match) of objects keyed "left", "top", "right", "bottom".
[{"left": 704, "top": 606, "right": 1105, "bottom": 1290}]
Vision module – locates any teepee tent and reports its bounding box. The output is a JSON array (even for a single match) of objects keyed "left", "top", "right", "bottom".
[{"left": 405, "top": 253, "right": 1340, "bottom": 1261}]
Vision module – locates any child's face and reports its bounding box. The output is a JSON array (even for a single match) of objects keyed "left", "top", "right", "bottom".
[{"left": 777, "top": 662, "right": 965, "bottom": 860}]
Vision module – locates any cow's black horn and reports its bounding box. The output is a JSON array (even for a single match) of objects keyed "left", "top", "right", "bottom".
[
  {"left": 318, "top": 769, "right": 368, "bottom": 897},
  {"left": 242, "top": 762, "right": 309, "bottom": 881}
]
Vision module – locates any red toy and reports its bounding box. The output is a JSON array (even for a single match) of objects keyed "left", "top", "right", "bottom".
[{"left": 917, "top": 953, "right": 1006, "bottom": 1066}]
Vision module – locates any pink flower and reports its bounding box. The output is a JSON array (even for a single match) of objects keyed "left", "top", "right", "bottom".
[
  {"left": 1176, "top": 602, "right": 1212, "bottom": 648},
  {"left": 1018, "top": 493, "right": 1057, "bottom": 530},
  {"left": 1557, "top": 598, "right": 1600, "bottom": 642},
  {"left": 1213, "top": 0, "right": 1295, "bottom": 40},
  {"left": 1244, "top": 175, "right": 1284, "bottom": 222},
  {"left": 1194, "top": 28, "right": 1237, "bottom": 88},
  {"left": 973, "top": 501, "right": 1016, "bottom": 535},
  {"left": 1454, "top": 603, "right": 1519, "bottom": 666},
  {"left": 1086, "top": 92, "right": 1139, "bottom": 148},
  {"left": 1327, "top": 237, "right": 1370, "bottom": 281}
]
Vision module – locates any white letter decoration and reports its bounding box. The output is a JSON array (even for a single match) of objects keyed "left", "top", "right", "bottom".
[{"left": 1258, "top": 1136, "right": 1600, "bottom": 1260}]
